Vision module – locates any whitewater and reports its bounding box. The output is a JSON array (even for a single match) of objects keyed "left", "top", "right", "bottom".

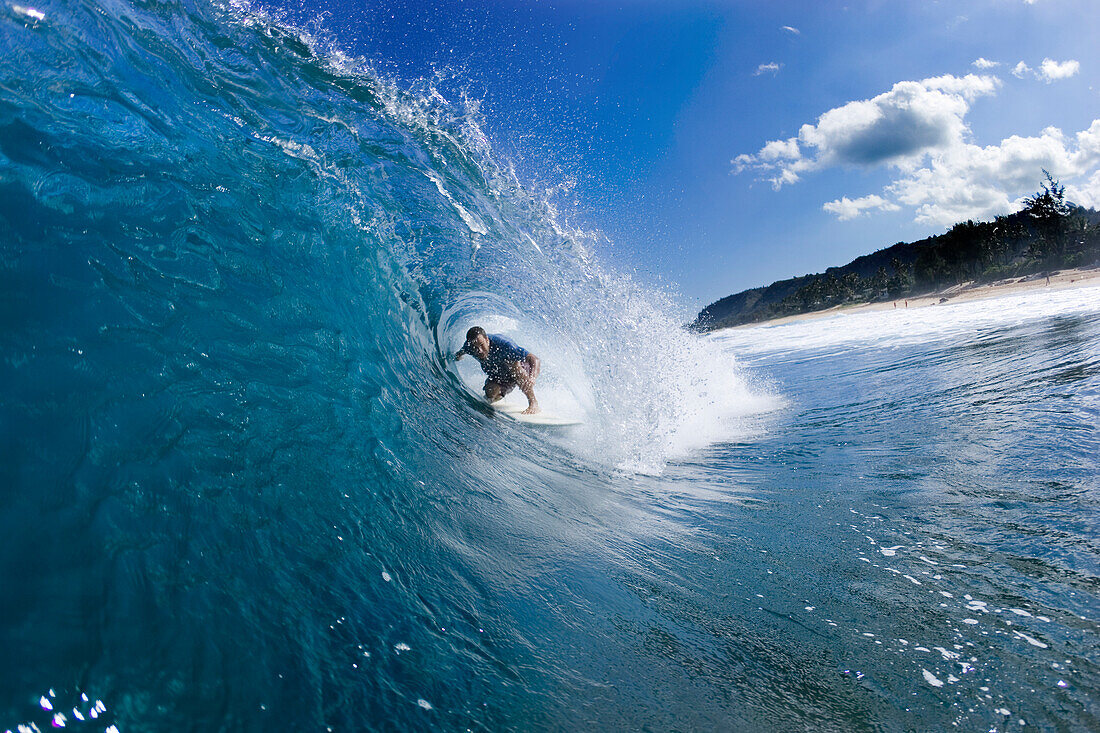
[{"left": 1, "top": 1, "right": 1097, "bottom": 730}]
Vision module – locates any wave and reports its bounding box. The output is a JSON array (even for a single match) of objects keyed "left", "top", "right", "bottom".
[
  {"left": 0, "top": 0, "right": 774, "bottom": 728},
  {"left": 5, "top": 0, "right": 767, "bottom": 469}
]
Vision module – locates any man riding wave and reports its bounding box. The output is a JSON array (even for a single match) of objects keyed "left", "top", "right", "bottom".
[{"left": 455, "top": 326, "right": 541, "bottom": 414}]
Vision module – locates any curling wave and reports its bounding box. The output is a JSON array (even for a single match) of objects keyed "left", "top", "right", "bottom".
[{"left": 0, "top": 0, "right": 774, "bottom": 729}]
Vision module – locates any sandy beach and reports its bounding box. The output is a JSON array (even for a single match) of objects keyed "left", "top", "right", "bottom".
[{"left": 727, "top": 266, "right": 1100, "bottom": 329}]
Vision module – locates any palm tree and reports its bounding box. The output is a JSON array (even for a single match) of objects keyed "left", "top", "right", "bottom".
[{"left": 1022, "top": 170, "right": 1070, "bottom": 261}]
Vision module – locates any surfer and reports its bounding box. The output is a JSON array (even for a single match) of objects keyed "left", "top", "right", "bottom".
[{"left": 455, "top": 326, "right": 541, "bottom": 414}]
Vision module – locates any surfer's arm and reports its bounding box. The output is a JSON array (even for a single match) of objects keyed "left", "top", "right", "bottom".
[
  {"left": 523, "top": 353, "right": 540, "bottom": 379},
  {"left": 454, "top": 346, "right": 467, "bottom": 361}
]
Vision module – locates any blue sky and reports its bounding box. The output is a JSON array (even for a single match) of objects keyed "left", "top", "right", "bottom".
[{"left": 273, "top": 0, "right": 1100, "bottom": 306}]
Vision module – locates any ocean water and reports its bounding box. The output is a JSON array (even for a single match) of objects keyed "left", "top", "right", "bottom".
[{"left": 1, "top": 1, "right": 1097, "bottom": 731}]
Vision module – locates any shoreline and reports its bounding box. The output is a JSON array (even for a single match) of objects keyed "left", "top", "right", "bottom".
[{"left": 724, "top": 266, "right": 1100, "bottom": 330}]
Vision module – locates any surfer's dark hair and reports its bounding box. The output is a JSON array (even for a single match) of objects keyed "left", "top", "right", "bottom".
[{"left": 465, "top": 326, "right": 486, "bottom": 343}]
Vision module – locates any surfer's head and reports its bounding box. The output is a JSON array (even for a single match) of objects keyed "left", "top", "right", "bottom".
[{"left": 464, "top": 326, "right": 490, "bottom": 359}]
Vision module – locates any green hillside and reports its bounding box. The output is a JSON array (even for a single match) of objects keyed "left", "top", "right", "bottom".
[{"left": 693, "top": 174, "right": 1100, "bottom": 331}]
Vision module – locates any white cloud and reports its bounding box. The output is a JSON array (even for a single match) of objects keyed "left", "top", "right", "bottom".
[
  {"left": 782, "top": 26, "right": 800, "bottom": 35},
  {"left": 922, "top": 74, "right": 1000, "bottom": 98},
  {"left": 1012, "top": 58, "right": 1080, "bottom": 82},
  {"left": 757, "top": 137, "right": 801, "bottom": 162},
  {"left": 885, "top": 121, "right": 1100, "bottom": 225},
  {"left": 754, "top": 62, "right": 782, "bottom": 76},
  {"left": 1038, "top": 58, "right": 1080, "bottom": 82},
  {"left": 733, "top": 74, "right": 999, "bottom": 187},
  {"left": 823, "top": 195, "right": 901, "bottom": 221},
  {"left": 1066, "top": 169, "right": 1100, "bottom": 209},
  {"left": 735, "top": 72, "right": 1100, "bottom": 226},
  {"left": 972, "top": 57, "right": 1000, "bottom": 69}
]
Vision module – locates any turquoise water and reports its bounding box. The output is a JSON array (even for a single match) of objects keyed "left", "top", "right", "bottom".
[{"left": 2, "top": 1, "right": 1097, "bottom": 730}]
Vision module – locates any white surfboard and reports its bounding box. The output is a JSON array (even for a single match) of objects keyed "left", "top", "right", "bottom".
[{"left": 490, "top": 400, "right": 583, "bottom": 426}]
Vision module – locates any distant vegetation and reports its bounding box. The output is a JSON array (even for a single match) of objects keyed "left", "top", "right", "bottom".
[{"left": 693, "top": 173, "right": 1100, "bottom": 331}]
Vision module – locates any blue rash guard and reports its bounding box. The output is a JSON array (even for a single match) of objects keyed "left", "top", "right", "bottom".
[{"left": 470, "top": 334, "right": 529, "bottom": 383}]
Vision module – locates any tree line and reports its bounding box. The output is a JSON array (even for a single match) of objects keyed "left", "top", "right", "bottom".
[{"left": 694, "top": 173, "right": 1100, "bottom": 330}]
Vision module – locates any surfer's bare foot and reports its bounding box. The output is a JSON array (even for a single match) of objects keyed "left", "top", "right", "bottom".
[{"left": 522, "top": 403, "right": 541, "bottom": 415}]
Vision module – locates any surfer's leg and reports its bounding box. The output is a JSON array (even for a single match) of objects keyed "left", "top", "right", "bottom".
[{"left": 513, "top": 360, "right": 540, "bottom": 414}]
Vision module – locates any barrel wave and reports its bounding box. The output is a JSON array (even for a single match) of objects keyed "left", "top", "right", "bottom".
[{"left": 0, "top": 1, "right": 767, "bottom": 729}]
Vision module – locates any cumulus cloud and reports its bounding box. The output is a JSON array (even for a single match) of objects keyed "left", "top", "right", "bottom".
[
  {"left": 732, "top": 74, "right": 999, "bottom": 187},
  {"left": 733, "top": 72, "right": 1100, "bottom": 226},
  {"left": 1012, "top": 61, "right": 1031, "bottom": 79},
  {"left": 754, "top": 62, "right": 782, "bottom": 76},
  {"left": 1038, "top": 58, "right": 1080, "bottom": 82},
  {"left": 883, "top": 121, "right": 1100, "bottom": 225},
  {"left": 972, "top": 57, "right": 999, "bottom": 69},
  {"left": 823, "top": 195, "right": 901, "bottom": 221},
  {"left": 1066, "top": 169, "right": 1100, "bottom": 209}
]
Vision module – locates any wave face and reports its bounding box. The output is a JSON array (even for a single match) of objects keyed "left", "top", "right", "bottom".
[{"left": 0, "top": 1, "right": 768, "bottom": 729}]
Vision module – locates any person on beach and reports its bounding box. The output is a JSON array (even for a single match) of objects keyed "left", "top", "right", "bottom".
[{"left": 455, "top": 326, "right": 541, "bottom": 414}]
